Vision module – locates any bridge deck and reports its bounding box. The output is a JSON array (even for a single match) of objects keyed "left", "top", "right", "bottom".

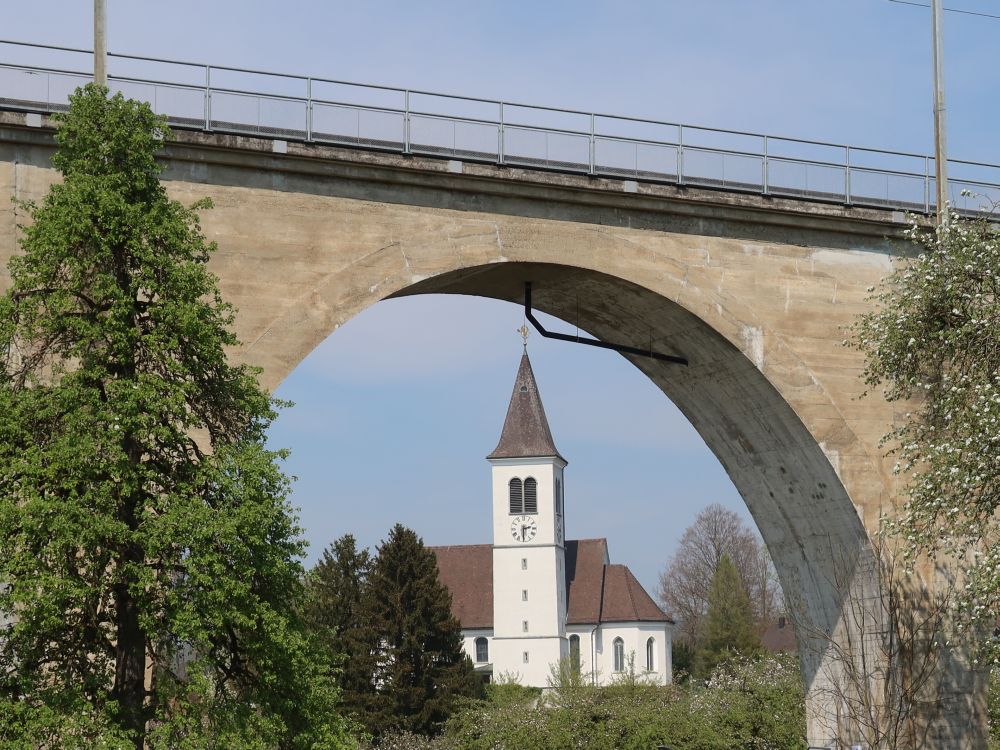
[{"left": 1, "top": 37, "right": 998, "bottom": 218}]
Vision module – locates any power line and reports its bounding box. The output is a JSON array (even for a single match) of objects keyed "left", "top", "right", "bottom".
[{"left": 888, "top": 0, "right": 1000, "bottom": 21}]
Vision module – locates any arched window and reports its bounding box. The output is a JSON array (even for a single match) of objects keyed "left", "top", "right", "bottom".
[
  {"left": 475, "top": 637, "right": 489, "bottom": 663},
  {"left": 523, "top": 477, "right": 538, "bottom": 514},
  {"left": 613, "top": 637, "right": 625, "bottom": 672},
  {"left": 646, "top": 637, "right": 655, "bottom": 671},
  {"left": 508, "top": 478, "right": 523, "bottom": 514},
  {"left": 569, "top": 634, "right": 580, "bottom": 671}
]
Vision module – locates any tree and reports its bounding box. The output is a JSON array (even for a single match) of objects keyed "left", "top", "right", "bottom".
[
  {"left": 696, "top": 554, "right": 761, "bottom": 676},
  {"left": 0, "top": 86, "right": 354, "bottom": 749},
  {"left": 658, "top": 504, "right": 780, "bottom": 646},
  {"left": 853, "top": 213, "right": 1000, "bottom": 665},
  {"left": 357, "top": 524, "right": 482, "bottom": 738},
  {"left": 434, "top": 653, "right": 806, "bottom": 750},
  {"left": 304, "top": 534, "right": 373, "bottom": 721}
]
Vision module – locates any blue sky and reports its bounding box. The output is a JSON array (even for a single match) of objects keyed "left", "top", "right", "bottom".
[{"left": 5, "top": 1, "right": 998, "bottom": 595}]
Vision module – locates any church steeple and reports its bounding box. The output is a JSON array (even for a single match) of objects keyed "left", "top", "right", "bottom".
[
  {"left": 487, "top": 353, "right": 565, "bottom": 463},
  {"left": 487, "top": 350, "right": 569, "bottom": 679}
]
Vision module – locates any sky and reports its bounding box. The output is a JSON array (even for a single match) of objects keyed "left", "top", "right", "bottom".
[{"left": 4, "top": 1, "right": 998, "bottom": 597}]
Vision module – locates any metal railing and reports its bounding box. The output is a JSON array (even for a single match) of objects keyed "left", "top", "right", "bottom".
[{"left": 1, "top": 38, "right": 999, "bottom": 216}]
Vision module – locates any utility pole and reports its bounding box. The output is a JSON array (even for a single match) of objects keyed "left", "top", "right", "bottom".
[
  {"left": 931, "top": 0, "right": 949, "bottom": 225},
  {"left": 94, "top": 0, "right": 107, "bottom": 86}
]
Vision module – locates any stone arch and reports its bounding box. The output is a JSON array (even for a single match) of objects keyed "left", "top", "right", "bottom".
[
  {"left": 237, "top": 250, "right": 877, "bottom": 745},
  {"left": 2, "top": 122, "right": 946, "bottom": 745}
]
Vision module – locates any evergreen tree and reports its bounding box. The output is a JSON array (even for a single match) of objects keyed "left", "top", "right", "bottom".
[
  {"left": 695, "top": 554, "right": 761, "bottom": 677},
  {"left": 0, "top": 86, "right": 354, "bottom": 749},
  {"left": 359, "top": 524, "right": 482, "bottom": 738},
  {"left": 304, "top": 534, "right": 373, "bottom": 721}
]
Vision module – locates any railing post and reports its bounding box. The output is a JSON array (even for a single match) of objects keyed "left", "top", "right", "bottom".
[
  {"left": 924, "top": 156, "right": 931, "bottom": 213},
  {"left": 589, "top": 113, "right": 596, "bottom": 175},
  {"left": 498, "top": 101, "right": 505, "bottom": 165},
  {"left": 762, "top": 135, "right": 769, "bottom": 195},
  {"left": 677, "top": 125, "right": 684, "bottom": 185},
  {"left": 204, "top": 65, "right": 212, "bottom": 131},
  {"left": 845, "top": 146, "right": 852, "bottom": 205},
  {"left": 404, "top": 89, "right": 411, "bottom": 154},
  {"left": 306, "top": 77, "right": 313, "bottom": 142}
]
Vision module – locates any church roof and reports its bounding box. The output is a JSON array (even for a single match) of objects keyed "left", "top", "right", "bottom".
[
  {"left": 564, "top": 540, "right": 671, "bottom": 624},
  {"left": 598, "top": 564, "right": 671, "bottom": 623},
  {"left": 761, "top": 617, "right": 798, "bottom": 654},
  {"left": 432, "top": 544, "right": 494, "bottom": 629},
  {"left": 430, "top": 539, "right": 673, "bottom": 630},
  {"left": 487, "top": 353, "right": 565, "bottom": 462}
]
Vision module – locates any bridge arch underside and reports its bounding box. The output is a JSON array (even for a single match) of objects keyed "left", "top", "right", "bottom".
[
  {"left": 399, "top": 261, "right": 870, "bottom": 619},
  {"left": 258, "top": 255, "right": 878, "bottom": 744}
]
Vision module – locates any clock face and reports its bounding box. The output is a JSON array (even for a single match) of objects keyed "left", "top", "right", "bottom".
[{"left": 510, "top": 515, "right": 538, "bottom": 542}]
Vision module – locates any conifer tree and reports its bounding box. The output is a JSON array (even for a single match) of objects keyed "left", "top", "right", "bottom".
[
  {"left": 0, "top": 86, "right": 354, "bottom": 749},
  {"left": 359, "top": 524, "right": 482, "bottom": 738},
  {"left": 696, "top": 554, "right": 761, "bottom": 677},
  {"left": 304, "top": 534, "right": 373, "bottom": 721}
]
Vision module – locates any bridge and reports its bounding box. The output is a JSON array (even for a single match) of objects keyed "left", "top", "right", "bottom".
[
  {"left": 0, "top": 40, "right": 989, "bottom": 748},
  {"left": 3, "top": 38, "right": 1000, "bottom": 217}
]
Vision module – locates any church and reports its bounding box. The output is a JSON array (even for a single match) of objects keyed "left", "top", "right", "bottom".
[{"left": 431, "top": 351, "right": 673, "bottom": 687}]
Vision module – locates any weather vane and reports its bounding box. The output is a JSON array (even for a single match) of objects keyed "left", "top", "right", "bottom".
[{"left": 517, "top": 323, "right": 530, "bottom": 350}]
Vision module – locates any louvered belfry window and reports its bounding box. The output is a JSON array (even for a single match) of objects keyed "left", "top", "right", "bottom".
[
  {"left": 509, "top": 478, "right": 523, "bottom": 514},
  {"left": 523, "top": 478, "right": 538, "bottom": 514}
]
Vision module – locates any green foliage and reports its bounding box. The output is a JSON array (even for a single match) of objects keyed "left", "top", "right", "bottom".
[
  {"left": 853, "top": 214, "right": 1000, "bottom": 665},
  {"left": 430, "top": 653, "right": 805, "bottom": 750},
  {"left": 324, "top": 524, "right": 482, "bottom": 740},
  {"left": 0, "top": 85, "right": 355, "bottom": 748},
  {"left": 694, "top": 654, "right": 807, "bottom": 750},
  {"left": 304, "top": 534, "right": 373, "bottom": 725},
  {"left": 672, "top": 640, "right": 695, "bottom": 681},
  {"left": 696, "top": 555, "right": 761, "bottom": 676},
  {"left": 484, "top": 681, "right": 540, "bottom": 708}
]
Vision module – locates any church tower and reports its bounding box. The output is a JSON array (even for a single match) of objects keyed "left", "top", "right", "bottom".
[{"left": 487, "top": 352, "right": 568, "bottom": 684}]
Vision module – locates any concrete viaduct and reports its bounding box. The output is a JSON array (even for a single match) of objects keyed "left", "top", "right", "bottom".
[{"left": 0, "top": 108, "right": 984, "bottom": 748}]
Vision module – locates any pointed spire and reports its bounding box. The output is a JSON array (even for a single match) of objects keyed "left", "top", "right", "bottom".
[{"left": 487, "top": 353, "right": 565, "bottom": 462}]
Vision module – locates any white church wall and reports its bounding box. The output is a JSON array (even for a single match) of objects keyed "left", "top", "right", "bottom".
[
  {"left": 461, "top": 628, "right": 493, "bottom": 670},
  {"left": 490, "top": 635, "right": 565, "bottom": 686},
  {"left": 593, "top": 622, "right": 672, "bottom": 686},
  {"left": 488, "top": 453, "right": 569, "bottom": 689},
  {"left": 565, "top": 625, "right": 600, "bottom": 686},
  {"left": 493, "top": 546, "right": 562, "bottom": 639},
  {"left": 489, "top": 457, "right": 565, "bottom": 549}
]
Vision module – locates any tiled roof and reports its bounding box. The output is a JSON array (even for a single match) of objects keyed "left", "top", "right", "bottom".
[
  {"left": 431, "top": 545, "right": 493, "bottom": 629},
  {"left": 431, "top": 538, "right": 672, "bottom": 629},
  {"left": 599, "top": 564, "right": 672, "bottom": 623},
  {"left": 565, "top": 538, "right": 610, "bottom": 624},
  {"left": 487, "top": 353, "right": 565, "bottom": 462},
  {"left": 761, "top": 618, "right": 798, "bottom": 653}
]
